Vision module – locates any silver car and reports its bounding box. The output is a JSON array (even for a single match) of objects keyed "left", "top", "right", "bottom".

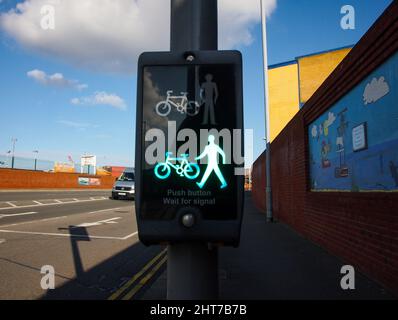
[{"left": 112, "top": 168, "right": 135, "bottom": 200}]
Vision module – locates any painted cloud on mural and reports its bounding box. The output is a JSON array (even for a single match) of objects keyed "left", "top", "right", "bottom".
[
  {"left": 325, "top": 112, "right": 336, "bottom": 128},
  {"left": 311, "top": 125, "right": 318, "bottom": 138},
  {"left": 363, "top": 76, "right": 390, "bottom": 105}
]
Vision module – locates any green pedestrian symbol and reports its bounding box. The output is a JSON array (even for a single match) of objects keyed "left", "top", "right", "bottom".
[{"left": 195, "top": 135, "right": 227, "bottom": 189}]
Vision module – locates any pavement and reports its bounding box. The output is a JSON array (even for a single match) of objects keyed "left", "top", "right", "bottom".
[{"left": 0, "top": 190, "right": 395, "bottom": 300}]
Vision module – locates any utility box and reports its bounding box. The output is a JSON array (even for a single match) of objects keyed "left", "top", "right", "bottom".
[{"left": 135, "top": 50, "right": 244, "bottom": 246}]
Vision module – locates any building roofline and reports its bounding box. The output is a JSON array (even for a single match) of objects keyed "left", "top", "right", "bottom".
[
  {"left": 268, "top": 60, "right": 297, "bottom": 70},
  {"left": 295, "top": 44, "right": 355, "bottom": 60},
  {"left": 268, "top": 44, "right": 355, "bottom": 70}
]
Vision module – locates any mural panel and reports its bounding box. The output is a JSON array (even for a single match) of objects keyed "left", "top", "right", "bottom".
[{"left": 309, "top": 52, "right": 398, "bottom": 192}]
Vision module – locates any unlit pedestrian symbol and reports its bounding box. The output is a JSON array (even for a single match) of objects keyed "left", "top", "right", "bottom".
[
  {"left": 195, "top": 135, "right": 227, "bottom": 189},
  {"left": 200, "top": 74, "right": 219, "bottom": 125}
]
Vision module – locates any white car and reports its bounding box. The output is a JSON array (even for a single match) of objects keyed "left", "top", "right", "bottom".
[{"left": 112, "top": 168, "right": 135, "bottom": 200}]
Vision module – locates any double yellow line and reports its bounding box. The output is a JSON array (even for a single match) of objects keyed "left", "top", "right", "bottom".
[{"left": 108, "top": 248, "right": 167, "bottom": 300}]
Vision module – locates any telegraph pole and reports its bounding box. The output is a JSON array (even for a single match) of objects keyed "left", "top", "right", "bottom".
[
  {"left": 11, "top": 138, "right": 17, "bottom": 169},
  {"left": 167, "top": 0, "right": 219, "bottom": 300},
  {"left": 33, "top": 150, "right": 39, "bottom": 171}
]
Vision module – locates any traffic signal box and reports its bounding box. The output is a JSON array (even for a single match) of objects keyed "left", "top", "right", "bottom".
[{"left": 135, "top": 50, "right": 244, "bottom": 246}]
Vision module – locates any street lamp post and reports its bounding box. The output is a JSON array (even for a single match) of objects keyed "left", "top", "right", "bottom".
[
  {"left": 33, "top": 150, "right": 39, "bottom": 171},
  {"left": 261, "top": 0, "right": 273, "bottom": 222},
  {"left": 11, "top": 138, "right": 17, "bottom": 169}
]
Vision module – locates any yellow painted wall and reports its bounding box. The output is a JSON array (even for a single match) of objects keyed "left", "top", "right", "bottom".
[
  {"left": 267, "top": 47, "right": 352, "bottom": 142},
  {"left": 298, "top": 48, "right": 351, "bottom": 104},
  {"left": 268, "top": 63, "right": 300, "bottom": 141}
]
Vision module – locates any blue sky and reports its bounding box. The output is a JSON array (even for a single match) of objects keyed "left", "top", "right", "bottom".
[{"left": 0, "top": 0, "right": 393, "bottom": 167}]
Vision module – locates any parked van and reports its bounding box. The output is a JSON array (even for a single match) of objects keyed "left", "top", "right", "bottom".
[{"left": 112, "top": 167, "right": 135, "bottom": 200}]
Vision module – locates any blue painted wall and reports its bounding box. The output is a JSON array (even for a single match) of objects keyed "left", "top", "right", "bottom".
[{"left": 309, "top": 52, "right": 398, "bottom": 192}]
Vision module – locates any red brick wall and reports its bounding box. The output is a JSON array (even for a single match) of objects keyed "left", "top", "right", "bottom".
[
  {"left": 252, "top": 152, "right": 266, "bottom": 212},
  {"left": 0, "top": 169, "right": 115, "bottom": 189},
  {"left": 252, "top": 2, "right": 398, "bottom": 295}
]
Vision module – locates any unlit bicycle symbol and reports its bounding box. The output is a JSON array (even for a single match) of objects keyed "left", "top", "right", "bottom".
[{"left": 156, "top": 91, "right": 200, "bottom": 117}]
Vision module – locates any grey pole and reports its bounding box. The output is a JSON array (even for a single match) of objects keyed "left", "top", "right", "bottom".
[
  {"left": 33, "top": 150, "right": 38, "bottom": 171},
  {"left": 170, "top": 0, "right": 218, "bottom": 52},
  {"left": 167, "top": 0, "right": 219, "bottom": 300},
  {"left": 260, "top": 0, "right": 273, "bottom": 223},
  {"left": 11, "top": 138, "right": 17, "bottom": 169}
]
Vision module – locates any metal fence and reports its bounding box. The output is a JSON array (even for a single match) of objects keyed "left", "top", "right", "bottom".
[
  {"left": 0, "top": 154, "right": 54, "bottom": 171},
  {"left": 0, "top": 155, "right": 98, "bottom": 174}
]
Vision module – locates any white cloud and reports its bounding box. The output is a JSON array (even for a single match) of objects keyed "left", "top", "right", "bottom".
[
  {"left": 57, "top": 120, "right": 98, "bottom": 129},
  {"left": 93, "top": 134, "right": 112, "bottom": 139},
  {"left": 363, "top": 76, "right": 390, "bottom": 105},
  {"left": 27, "top": 69, "right": 87, "bottom": 90},
  {"left": 1, "top": 0, "right": 276, "bottom": 74},
  {"left": 71, "top": 91, "right": 127, "bottom": 110},
  {"left": 219, "top": 0, "right": 276, "bottom": 48}
]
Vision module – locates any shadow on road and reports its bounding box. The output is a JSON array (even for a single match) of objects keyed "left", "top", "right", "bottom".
[
  {"left": 58, "top": 226, "right": 91, "bottom": 280},
  {"left": 41, "top": 226, "right": 164, "bottom": 300}
]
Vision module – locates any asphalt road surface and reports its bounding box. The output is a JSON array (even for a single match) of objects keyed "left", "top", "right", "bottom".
[
  {"left": 0, "top": 189, "right": 111, "bottom": 202},
  {"left": 2, "top": 191, "right": 391, "bottom": 300},
  {"left": 0, "top": 190, "right": 164, "bottom": 300}
]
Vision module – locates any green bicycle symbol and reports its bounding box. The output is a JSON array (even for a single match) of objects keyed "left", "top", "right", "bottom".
[{"left": 154, "top": 152, "right": 200, "bottom": 180}]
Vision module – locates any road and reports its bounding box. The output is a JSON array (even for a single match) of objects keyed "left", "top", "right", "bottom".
[
  {"left": 0, "top": 189, "right": 111, "bottom": 202},
  {"left": 0, "top": 190, "right": 165, "bottom": 300},
  {"left": 1, "top": 190, "right": 391, "bottom": 300}
]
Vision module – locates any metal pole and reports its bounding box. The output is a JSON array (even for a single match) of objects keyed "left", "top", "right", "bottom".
[
  {"left": 167, "top": 0, "right": 219, "bottom": 300},
  {"left": 11, "top": 138, "right": 17, "bottom": 169},
  {"left": 170, "top": 0, "right": 218, "bottom": 52},
  {"left": 261, "top": 0, "right": 273, "bottom": 222},
  {"left": 33, "top": 150, "right": 38, "bottom": 171}
]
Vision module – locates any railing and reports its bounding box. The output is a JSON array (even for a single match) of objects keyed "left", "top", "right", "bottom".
[
  {"left": 0, "top": 155, "right": 104, "bottom": 175},
  {"left": 0, "top": 155, "right": 54, "bottom": 171}
]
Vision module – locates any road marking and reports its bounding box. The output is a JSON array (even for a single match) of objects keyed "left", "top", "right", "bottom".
[
  {"left": 0, "top": 207, "right": 127, "bottom": 228},
  {"left": 6, "top": 202, "right": 17, "bottom": 207},
  {"left": 0, "top": 198, "right": 108, "bottom": 211},
  {"left": 92, "top": 196, "right": 107, "bottom": 200},
  {"left": 0, "top": 189, "right": 111, "bottom": 193},
  {"left": 0, "top": 239, "right": 5, "bottom": 244},
  {"left": 87, "top": 207, "right": 125, "bottom": 215},
  {"left": 121, "top": 233, "right": 138, "bottom": 240},
  {"left": 0, "top": 216, "right": 66, "bottom": 228},
  {"left": 108, "top": 249, "right": 167, "bottom": 300},
  {"left": 71, "top": 217, "right": 121, "bottom": 228},
  {"left": 0, "top": 212, "right": 38, "bottom": 219},
  {"left": 122, "top": 256, "right": 167, "bottom": 300},
  {"left": 0, "top": 229, "right": 138, "bottom": 240},
  {"left": 40, "top": 216, "right": 68, "bottom": 223},
  {"left": 33, "top": 201, "right": 43, "bottom": 205}
]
